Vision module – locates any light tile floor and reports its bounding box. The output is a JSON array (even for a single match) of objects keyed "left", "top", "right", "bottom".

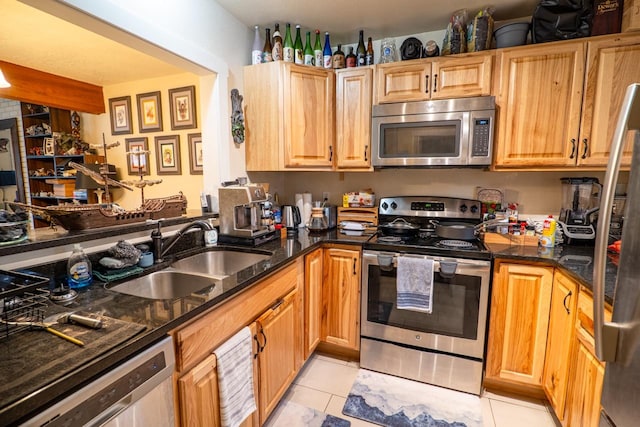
[{"left": 266, "top": 353, "right": 561, "bottom": 427}]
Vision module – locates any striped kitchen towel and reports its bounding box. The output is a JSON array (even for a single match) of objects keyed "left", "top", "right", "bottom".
[
  {"left": 396, "top": 255, "right": 434, "bottom": 313},
  {"left": 213, "top": 326, "right": 257, "bottom": 427}
]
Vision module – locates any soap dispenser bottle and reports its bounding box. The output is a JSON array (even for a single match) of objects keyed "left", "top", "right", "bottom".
[{"left": 67, "top": 244, "right": 93, "bottom": 288}]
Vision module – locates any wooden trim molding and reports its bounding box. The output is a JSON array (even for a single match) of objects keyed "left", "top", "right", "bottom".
[{"left": 0, "top": 60, "right": 104, "bottom": 114}]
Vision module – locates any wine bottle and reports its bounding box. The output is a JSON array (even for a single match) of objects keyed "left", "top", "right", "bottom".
[
  {"left": 304, "top": 31, "right": 314, "bottom": 65},
  {"left": 356, "top": 30, "right": 366, "bottom": 66},
  {"left": 294, "top": 25, "right": 304, "bottom": 64},
  {"left": 272, "top": 23, "right": 283, "bottom": 61},
  {"left": 366, "top": 37, "right": 374, "bottom": 65},
  {"left": 346, "top": 46, "right": 357, "bottom": 68},
  {"left": 283, "top": 23, "right": 294, "bottom": 63},
  {"left": 323, "top": 32, "right": 332, "bottom": 69},
  {"left": 262, "top": 28, "right": 273, "bottom": 62},
  {"left": 251, "top": 25, "right": 263, "bottom": 65},
  {"left": 313, "top": 30, "right": 323, "bottom": 67},
  {"left": 332, "top": 44, "right": 345, "bottom": 69}
]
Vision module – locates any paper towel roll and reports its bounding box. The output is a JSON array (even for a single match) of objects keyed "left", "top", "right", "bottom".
[
  {"left": 295, "top": 194, "right": 304, "bottom": 227},
  {"left": 302, "top": 192, "right": 312, "bottom": 228}
]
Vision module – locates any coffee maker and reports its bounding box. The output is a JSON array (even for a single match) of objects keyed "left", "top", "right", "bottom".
[
  {"left": 218, "top": 184, "right": 277, "bottom": 246},
  {"left": 558, "top": 177, "right": 602, "bottom": 245}
]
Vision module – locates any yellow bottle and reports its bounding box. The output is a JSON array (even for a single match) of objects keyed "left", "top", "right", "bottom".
[{"left": 540, "top": 215, "right": 556, "bottom": 247}]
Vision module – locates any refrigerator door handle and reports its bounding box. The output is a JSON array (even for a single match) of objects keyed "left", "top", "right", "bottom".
[{"left": 594, "top": 83, "right": 640, "bottom": 364}]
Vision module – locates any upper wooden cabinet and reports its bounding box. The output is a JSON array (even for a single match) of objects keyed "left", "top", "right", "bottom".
[
  {"left": 494, "top": 33, "right": 640, "bottom": 169},
  {"left": 244, "top": 62, "right": 335, "bottom": 171},
  {"left": 335, "top": 67, "right": 373, "bottom": 170},
  {"left": 375, "top": 53, "right": 493, "bottom": 104}
]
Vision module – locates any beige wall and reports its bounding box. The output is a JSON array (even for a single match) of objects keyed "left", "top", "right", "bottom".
[{"left": 81, "top": 73, "right": 204, "bottom": 210}]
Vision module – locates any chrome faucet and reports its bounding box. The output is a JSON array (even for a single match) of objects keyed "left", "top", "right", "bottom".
[{"left": 151, "top": 220, "right": 214, "bottom": 263}]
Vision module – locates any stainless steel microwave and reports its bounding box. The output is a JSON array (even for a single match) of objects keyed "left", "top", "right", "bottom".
[{"left": 371, "top": 96, "right": 495, "bottom": 167}]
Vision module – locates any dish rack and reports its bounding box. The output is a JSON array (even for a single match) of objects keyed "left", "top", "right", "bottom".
[{"left": 0, "top": 270, "right": 50, "bottom": 340}]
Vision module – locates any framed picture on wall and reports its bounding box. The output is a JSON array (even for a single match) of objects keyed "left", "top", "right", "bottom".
[
  {"left": 125, "top": 137, "right": 150, "bottom": 176},
  {"left": 155, "top": 135, "right": 181, "bottom": 175},
  {"left": 168, "top": 85, "right": 197, "bottom": 130},
  {"left": 188, "top": 133, "right": 203, "bottom": 174},
  {"left": 109, "top": 96, "right": 133, "bottom": 135},
  {"left": 136, "top": 91, "right": 163, "bottom": 133}
]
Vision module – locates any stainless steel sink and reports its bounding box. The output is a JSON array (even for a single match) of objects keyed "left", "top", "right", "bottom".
[
  {"left": 170, "top": 250, "right": 271, "bottom": 276},
  {"left": 108, "top": 270, "right": 220, "bottom": 299}
]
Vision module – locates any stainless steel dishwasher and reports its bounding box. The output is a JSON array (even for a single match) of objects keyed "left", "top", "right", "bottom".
[{"left": 22, "top": 336, "right": 175, "bottom": 427}]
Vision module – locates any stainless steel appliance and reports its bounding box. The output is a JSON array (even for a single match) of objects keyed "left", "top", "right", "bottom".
[
  {"left": 361, "top": 196, "right": 491, "bottom": 395},
  {"left": 281, "top": 205, "right": 301, "bottom": 230},
  {"left": 594, "top": 83, "right": 640, "bottom": 427},
  {"left": 22, "top": 337, "right": 175, "bottom": 427},
  {"left": 558, "top": 177, "right": 602, "bottom": 244},
  {"left": 218, "top": 184, "right": 277, "bottom": 246},
  {"left": 371, "top": 96, "right": 495, "bottom": 167}
]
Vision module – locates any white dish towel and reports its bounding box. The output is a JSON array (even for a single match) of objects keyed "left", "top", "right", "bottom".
[
  {"left": 396, "top": 255, "right": 434, "bottom": 313},
  {"left": 213, "top": 326, "right": 257, "bottom": 427}
]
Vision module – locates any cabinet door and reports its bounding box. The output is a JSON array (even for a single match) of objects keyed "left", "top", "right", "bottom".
[
  {"left": 494, "top": 42, "right": 585, "bottom": 167},
  {"left": 565, "top": 331, "right": 605, "bottom": 427},
  {"left": 375, "top": 61, "right": 431, "bottom": 103},
  {"left": 431, "top": 54, "right": 493, "bottom": 100},
  {"left": 304, "top": 248, "right": 323, "bottom": 359},
  {"left": 335, "top": 67, "right": 373, "bottom": 170},
  {"left": 322, "top": 247, "right": 361, "bottom": 350},
  {"left": 256, "top": 288, "right": 302, "bottom": 424},
  {"left": 485, "top": 262, "right": 553, "bottom": 387},
  {"left": 177, "top": 323, "right": 260, "bottom": 427},
  {"left": 283, "top": 65, "right": 335, "bottom": 168},
  {"left": 543, "top": 270, "right": 578, "bottom": 421},
  {"left": 577, "top": 34, "right": 640, "bottom": 167}
]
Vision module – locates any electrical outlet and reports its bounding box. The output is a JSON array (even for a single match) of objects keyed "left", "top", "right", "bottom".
[{"left": 322, "top": 192, "right": 330, "bottom": 201}]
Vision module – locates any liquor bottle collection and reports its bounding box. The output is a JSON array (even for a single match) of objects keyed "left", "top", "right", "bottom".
[{"left": 252, "top": 24, "right": 375, "bottom": 69}]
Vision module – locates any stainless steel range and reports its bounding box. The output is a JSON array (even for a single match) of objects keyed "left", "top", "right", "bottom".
[{"left": 361, "top": 196, "right": 491, "bottom": 395}]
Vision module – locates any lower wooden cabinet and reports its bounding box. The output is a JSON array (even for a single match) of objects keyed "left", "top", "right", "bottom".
[
  {"left": 485, "top": 261, "right": 554, "bottom": 390},
  {"left": 304, "top": 248, "right": 323, "bottom": 359},
  {"left": 322, "top": 245, "right": 361, "bottom": 351},
  {"left": 254, "top": 288, "right": 303, "bottom": 424},
  {"left": 542, "top": 270, "right": 578, "bottom": 421}
]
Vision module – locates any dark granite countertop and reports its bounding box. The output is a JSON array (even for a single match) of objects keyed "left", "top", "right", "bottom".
[{"left": 0, "top": 226, "right": 614, "bottom": 426}]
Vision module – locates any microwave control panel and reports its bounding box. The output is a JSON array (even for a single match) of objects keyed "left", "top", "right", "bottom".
[{"left": 471, "top": 118, "right": 491, "bottom": 157}]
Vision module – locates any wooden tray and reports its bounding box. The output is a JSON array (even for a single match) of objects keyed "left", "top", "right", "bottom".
[
  {"left": 337, "top": 207, "right": 378, "bottom": 226},
  {"left": 482, "top": 232, "right": 539, "bottom": 247}
]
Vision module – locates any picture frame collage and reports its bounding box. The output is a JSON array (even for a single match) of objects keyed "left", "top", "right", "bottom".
[{"left": 108, "top": 85, "right": 201, "bottom": 175}]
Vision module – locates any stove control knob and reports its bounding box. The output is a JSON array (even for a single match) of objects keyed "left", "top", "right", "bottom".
[
  {"left": 390, "top": 202, "right": 398, "bottom": 210},
  {"left": 470, "top": 205, "right": 479, "bottom": 214},
  {"left": 381, "top": 202, "right": 389, "bottom": 210},
  {"left": 460, "top": 204, "right": 468, "bottom": 213}
]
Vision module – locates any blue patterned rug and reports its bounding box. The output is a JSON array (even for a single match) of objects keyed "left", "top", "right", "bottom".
[
  {"left": 271, "top": 401, "right": 350, "bottom": 427},
  {"left": 342, "top": 369, "right": 482, "bottom": 427}
]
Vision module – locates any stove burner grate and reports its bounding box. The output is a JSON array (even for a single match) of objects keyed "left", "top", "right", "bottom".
[
  {"left": 438, "top": 239, "right": 474, "bottom": 249},
  {"left": 377, "top": 235, "right": 403, "bottom": 243}
]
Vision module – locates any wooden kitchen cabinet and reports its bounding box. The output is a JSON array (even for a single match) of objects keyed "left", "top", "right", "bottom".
[
  {"left": 321, "top": 245, "right": 361, "bottom": 351},
  {"left": 177, "top": 322, "right": 259, "bottom": 427},
  {"left": 375, "top": 53, "right": 492, "bottom": 104},
  {"left": 335, "top": 67, "right": 373, "bottom": 170},
  {"left": 244, "top": 62, "right": 335, "bottom": 171},
  {"left": 493, "top": 41, "right": 585, "bottom": 168},
  {"left": 304, "top": 248, "right": 323, "bottom": 359},
  {"left": 542, "top": 270, "right": 578, "bottom": 421},
  {"left": 254, "top": 288, "right": 303, "bottom": 424},
  {"left": 576, "top": 33, "right": 640, "bottom": 167},
  {"left": 485, "top": 261, "right": 553, "bottom": 392}
]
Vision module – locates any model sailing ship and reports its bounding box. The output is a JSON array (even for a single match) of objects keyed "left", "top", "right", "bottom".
[{"left": 13, "top": 139, "right": 187, "bottom": 231}]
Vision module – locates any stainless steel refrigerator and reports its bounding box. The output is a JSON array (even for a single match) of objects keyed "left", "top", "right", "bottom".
[{"left": 594, "top": 83, "right": 640, "bottom": 427}]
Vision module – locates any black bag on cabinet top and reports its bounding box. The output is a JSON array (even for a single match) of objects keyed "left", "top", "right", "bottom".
[{"left": 531, "top": 0, "right": 593, "bottom": 43}]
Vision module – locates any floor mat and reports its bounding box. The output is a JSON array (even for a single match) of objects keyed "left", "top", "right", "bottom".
[
  {"left": 342, "top": 369, "right": 482, "bottom": 427},
  {"left": 269, "top": 400, "right": 351, "bottom": 427}
]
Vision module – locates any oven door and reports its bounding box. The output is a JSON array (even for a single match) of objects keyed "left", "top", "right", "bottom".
[{"left": 361, "top": 250, "right": 491, "bottom": 359}]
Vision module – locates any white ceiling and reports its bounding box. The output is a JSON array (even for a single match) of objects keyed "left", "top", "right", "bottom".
[{"left": 0, "top": 0, "right": 537, "bottom": 87}]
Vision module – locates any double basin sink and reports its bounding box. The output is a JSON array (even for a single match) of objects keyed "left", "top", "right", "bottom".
[{"left": 108, "top": 249, "right": 272, "bottom": 300}]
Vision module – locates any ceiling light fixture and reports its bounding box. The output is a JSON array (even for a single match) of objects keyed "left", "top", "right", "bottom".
[{"left": 0, "top": 69, "right": 11, "bottom": 88}]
